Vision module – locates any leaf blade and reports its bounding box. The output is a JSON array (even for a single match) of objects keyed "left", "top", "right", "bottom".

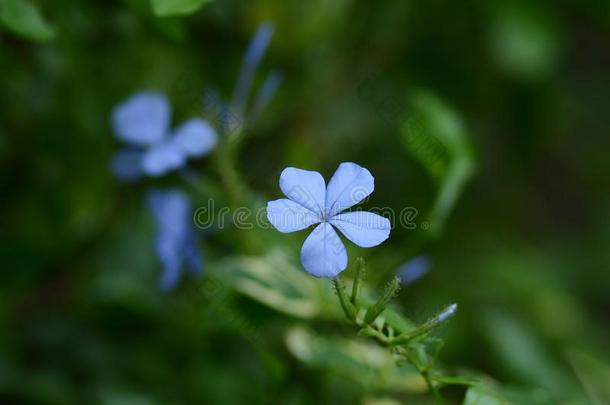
[
  {"left": 0, "top": 0, "right": 55, "bottom": 42},
  {"left": 150, "top": 0, "right": 212, "bottom": 17}
]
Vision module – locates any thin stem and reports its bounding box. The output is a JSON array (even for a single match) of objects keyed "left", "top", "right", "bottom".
[
  {"left": 358, "top": 325, "right": 389, "bottom": 343},
  {"left": 363, "top": 277, "right": 400, "bottom": 325},
  {"left": 331, "top": 277, "right": 448, "bottom": 403},
  {"left": 422, "top": 370, "right": 444, "bottom": 404},
  {"left": 215, "top": 137, "right": 247, "bottom": 205},
  {"left": 389, "top": 303, "right": 457, "bottom": 345},
  {"left": 333, "top": 278, "right": 357, "bottom": 321},
  {"left": 351, "top": 258, "right": 365, "bottom": 306},
  {"left": 180, "top": 169, "right": 224, "bottom": 200}
]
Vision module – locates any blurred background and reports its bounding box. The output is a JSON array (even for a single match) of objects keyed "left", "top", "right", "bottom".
[{"left": 1, "top": 0, "right": 609, "bottom": 404}]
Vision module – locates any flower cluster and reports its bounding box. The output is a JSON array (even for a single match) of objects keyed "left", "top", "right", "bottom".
[{"left": 109, "top": 22, "right": 281, "bottom": 290}]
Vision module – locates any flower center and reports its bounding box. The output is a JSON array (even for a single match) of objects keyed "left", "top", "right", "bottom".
[{"left": 320, "top": 210, "right": 330, "bottom": 222}]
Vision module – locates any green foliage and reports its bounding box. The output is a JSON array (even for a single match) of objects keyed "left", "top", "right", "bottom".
[
  {"left": 363, "top": 277, "right": 400, "bottom": 325},
  {"left": 209, "top": 251, "right": 336, "bottom": 319},
  {"left": 1, "top": 0, "right": 609, "bottom": 403},
  {"left": 0, "top": 0, "right": 55, "bottom": 42},
  {"left": 481, "top": 310, "right": 583, "bottom": 400},
  {"left": 489, "top": 2, "right": 560, "bottom": 79},
  {"left": 463, "top": 386, "right": 508, "bottom": 405},
  {"left": 401, "top": 91, "right": 475, "bottom": 236},
  {"left": 286, "top": 326, "right": 427, "bottom": 393},
  {"left": 332, "top": 260, "right": 459, "bottom": 401},
  {"left": 150, "top": 0, "right": 212, "bottom": 16},
  {"left": 463, "top": 384, "right": 560, "bottom": 405},
  {"left": 567, "top": 349, "right": 610, "bottom": 405}
]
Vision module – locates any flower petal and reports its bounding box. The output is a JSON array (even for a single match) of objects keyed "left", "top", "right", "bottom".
[
  {"left": 183, "top": 232, "right": 204, "bottom": 276},
  {"left": 148, "top": 189, "right": 193, "bottom": 291},
  {"left": 267, "top": 198, "right": 321, "bottom": 233},
  {"left": 141, "top": 142, "right": 186, "bottom": 176},
  {"left": 148, "top": 189, "right": 203, "bottom": 291},
  {"left": 155, "top": 233, "right": 182, "bottom": 292},
  {"left": 109, "top": 149, "right": 143, "bottom": 182},
  {"left": 172, "top": 118, "right": 218, "bottom": 158},
  {"left": 243, "top": 22, "right": 274, "bottom": 70},
  {"left": 231, "top": 22, "right": 274, "bottom": 116},
  {"left": 111, "top": 91, "right": 171, "bottom": 146},
  {"left": 329, "top": 211, "right": 391, "bottom": 248},
  {"left": 325, "top": 162, "right": 374, "bottom": 217},
  {"left": 249, "top": 69, "right": 282, "bottom": 120},
  {"left": 300, "top": 222, "right": 347, "bottom": 278},
  {"left": 279, "top": 167, "right": 325, "bottom": 217},
  {"left": 147, "top": 189, "right": 191, "bottom": 236},
  {"left": 396, "top": 255, "right": 430, "bottom": 285}
]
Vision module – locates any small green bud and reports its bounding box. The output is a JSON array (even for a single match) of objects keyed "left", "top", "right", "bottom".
[
  {"left": 351, "top": 257, "right": 366, "bottom": 306},
  {"left": 358, "top": 326, "right": 379, "bottom": 338},
  {"left": 333, "top": 277, "right": 357, "bottom": 321},
  {"left": 390, "top": 303, "right": 458, "bottom": 345},
  {"left": 364, "top": 277, "right": 401, "bottom": 325}
]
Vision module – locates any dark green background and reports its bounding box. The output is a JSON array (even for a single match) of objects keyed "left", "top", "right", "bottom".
[{"left": 1, "top": 0, "right": 609, "bottom": 404}]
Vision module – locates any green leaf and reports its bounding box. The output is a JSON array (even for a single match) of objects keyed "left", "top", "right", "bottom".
[
  {"left": 209, "top": 251, "right": 335, "bottom": 319},
  {"left": 464, "top": 386, "right": 510, "bottom": 405},
  {"left": 0, "top": 0, "right": 55, "bottom": 42},
  {"left": 358, "top": 295, "right": 416, "bottom": 334},
  {"left": 150, "top": 0, "right": 212, "bottom": 16},
  {"left": 286, "top": 326, "right": 427, "bottom": 393},
  {"left": 364, "top": 277, "right": 401, "bottom": 325},
  {"left": 463, "top": 382, "right": 557, "bottom": 405},
  {"left": 379, "top": 305, "right": 415, "bottom": 334},
  {"left": 481, "top": 310, "right": 582, "bottom": 400},
  {"left": 490, "top": 3, "right": 560, "bottom": 79},
  {"left": 400, "top": 91, "right": 475, "bottom": 235},
  {"left": 567, "top": 349, "right": 610, "bottom": 405},
  {"left": 434, "top": 375, "right": 482, "bottom": 387}
]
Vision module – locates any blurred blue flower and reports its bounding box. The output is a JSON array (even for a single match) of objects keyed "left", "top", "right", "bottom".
[
  {"left": 204, "top": 22, "right": 281, "bottom": 136},
  {"left": 148, "top": 189, "right": 203, "bottom": 291},
  {"left": 231, "top": 22, "right": 275, "bottom": 117},
  {"left": 110, "top": 91, "right": 217, "bottom": 181},
  {"left": 396, "top": 255, "right": 431, "bottom": 285},
  {"left": 249, "top": 69, "right": 283, "bottom": 121},
  {"left": 267, "top": 162, "right": 391, "bottom": 278}
]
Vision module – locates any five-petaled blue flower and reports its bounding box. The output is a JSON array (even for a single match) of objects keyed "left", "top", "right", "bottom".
[
  {"left": 148, "top": 189, "right": 203, "bottom": 291},
  {"left": 110, "top": 91, "right": 217, "bottom": 181},
  {"left": 267, "top": 162, "right": 391, "bottom": 278}
]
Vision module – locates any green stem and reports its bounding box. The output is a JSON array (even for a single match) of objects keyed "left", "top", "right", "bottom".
[
  {"left": 215, "top": 141, "right": 246, "bottom": 205},
  {"left": 333, "top": 278, "right": 357, "bottom": 321},
  {"left": 351, "top": 258, "right": 365, "bottom": 306},
  {"left": 363, "top": 277, "right": 400, "bottom": 325},
  {"left": 422, "top": 370, "right": 444, "bottom": 404},
  {"left": 358, "top": 325, "right": 389, "bottom": 343},
  {"left": 389, "top": 303, "right": 457, "bottom": 345},
  {"left": 180, "top": 169, "right": 224, "bottom": 201},
  {"left": 332, "top": 276, "right": 450, "bottom": 403},
  {"left": 365, "top": 325, "right": 444, "bottom": 402}
]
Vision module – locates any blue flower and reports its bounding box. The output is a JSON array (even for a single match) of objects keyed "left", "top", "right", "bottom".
[
  {"left": 267, "top": 162, "right": 391, "bottom": 278},
  {"left": 204, "top": 22, "right": 282, "bottom": 135},
  {"left": 231, "top": 22, "right": 275, "bottom": 117},
  {"left": 148, "top": 189, "right": 203, "bottom": 291},
  {"left": 396, "top": 255, "right": 431, "bottom": 285},
  {"left": 110, "top": 91, "right": 217, "bottom": 181}
]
